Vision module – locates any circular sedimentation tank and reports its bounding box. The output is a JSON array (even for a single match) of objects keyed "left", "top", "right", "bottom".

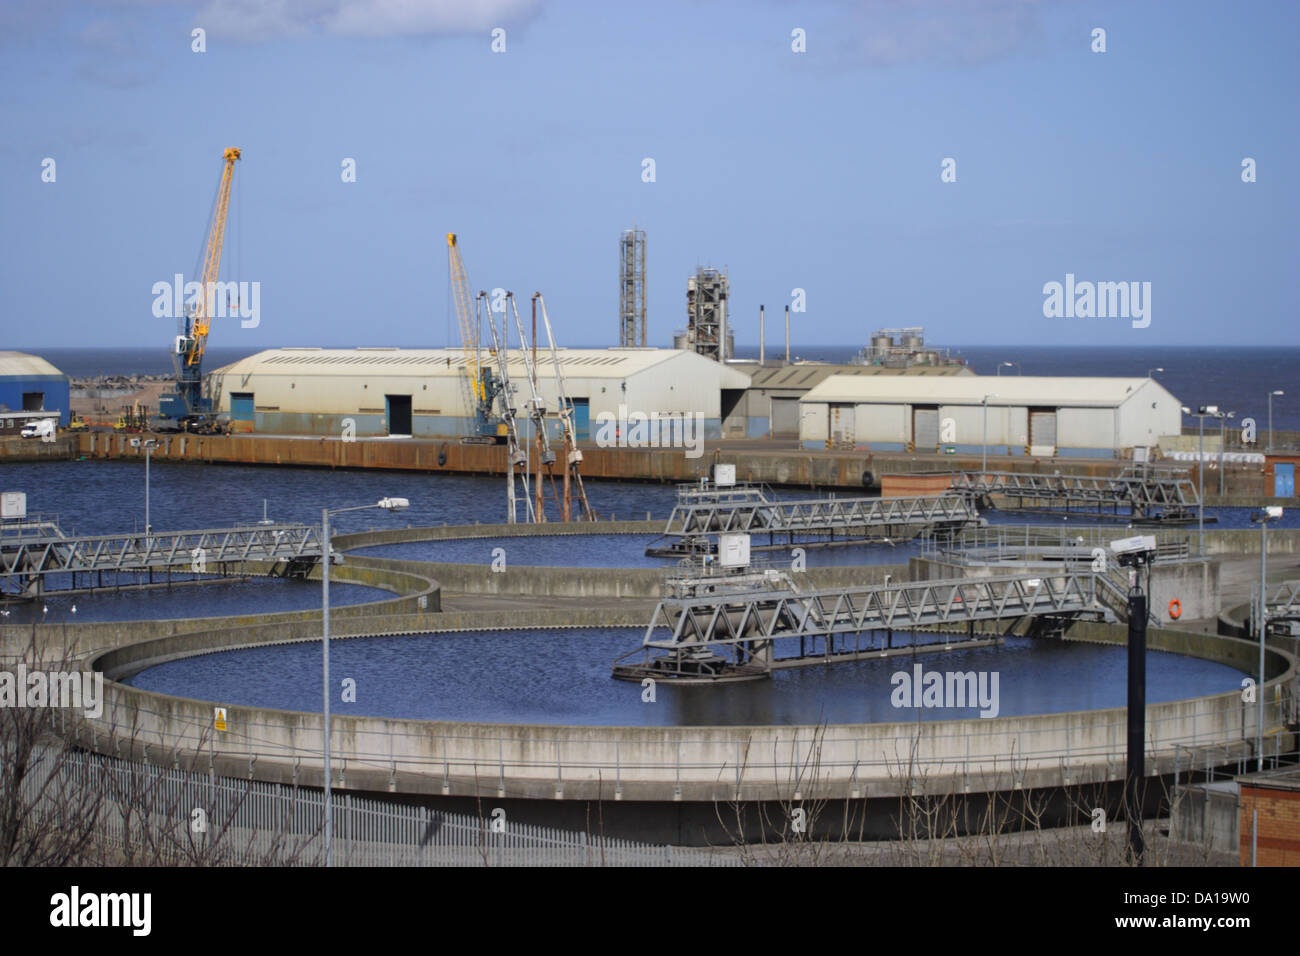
[
  {"left": 124, "top": 625, "right": 1248, "bottom": 727},
  {"left": 1, "top": 578, "right": 386, "bottom": 624}
]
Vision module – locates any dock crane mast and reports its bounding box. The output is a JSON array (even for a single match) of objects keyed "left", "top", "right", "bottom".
[
  {"left": 159, "top": 147, "right": 240, "bottom": 433},
  {"left": 534, "top": 294, "right": 594, "bottom": 521},
  {"left": 446, "top": 234, "right": 504, "bottom": 444},
  {"left": 507, "top": 292, "right": 556, "bottom": 520},
  {"left": 480, "top": 292, "right": 533, "bottom": 523}
]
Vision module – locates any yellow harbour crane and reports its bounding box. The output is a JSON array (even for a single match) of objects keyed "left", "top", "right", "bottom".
[
  {"left": 159, "top": 147, "right": 241, "bottom": 432},
  {"left": 446, "top": 233, "right": 504, "bottom": 443}
]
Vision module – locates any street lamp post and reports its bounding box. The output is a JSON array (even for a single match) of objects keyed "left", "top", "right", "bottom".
[
  {"left": 1267, "top": 390, "right": 1284, "bottom": 453},
  {"left": 1252, "top": 506, "right": 1282, "bottom": 774},
  {"left": 130, "top": 437, "right": 158, "bottom": 534},
  {"left": 1147, "top": 367, "right": 1164, "bottom": 378},
  {"left": 1217, "top": 411, "right": 1234, "bottom": 497},
  {"left": 982, "top": 394, "right": 998, "bottom": 474},
  {"left": 997, "top": 362, "right": 1020, "bottom": 376},
  {"left": 321, "top": 496, "right": 410, "bottom": 867}
]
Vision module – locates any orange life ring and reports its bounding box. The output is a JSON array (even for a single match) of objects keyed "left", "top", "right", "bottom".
[{"left": 1169, "top": 599, "right": 1182, "bottom": 620}]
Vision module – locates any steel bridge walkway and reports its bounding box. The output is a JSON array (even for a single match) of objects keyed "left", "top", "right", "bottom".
[
  {"left": 0, "top": 523, "right": 322, "bottom": 595},
  {"left": 613, "top": 569, "right": 1128, "bottom": 682},
  {"left": 649, "top": 486, "right": 983, "bottom": 555},
  {"left": 923, "top": 526, "right": 1194, "bottom": 568},
  {"left": 1269, "top": 581, "right": 1300, "bottom": 619},
  {"left": 949, "top": 468, "right": 1202, "bottom": 522}
]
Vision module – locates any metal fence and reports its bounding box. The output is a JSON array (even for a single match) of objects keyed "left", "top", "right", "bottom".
[{"left": 20, "top": 745, "right": 736, "bottom": 867}]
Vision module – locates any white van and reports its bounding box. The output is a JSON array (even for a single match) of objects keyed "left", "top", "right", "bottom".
[{"left": 19, "top": 419, "right": 55, "bottom": 440}]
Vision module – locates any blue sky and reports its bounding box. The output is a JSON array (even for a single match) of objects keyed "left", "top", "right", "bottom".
[{"left": 1, "top": 0, "right": 1297, "bottom": 349}]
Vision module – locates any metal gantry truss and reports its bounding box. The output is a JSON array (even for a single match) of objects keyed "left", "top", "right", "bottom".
[
  {"left": 1269, "top": 580, "right": 1300, "bottom": 617},
  {"left": 923, "top": 525, "right": 1193, "bottom": 567},
  {"left": 652, "top": 486, "right": 982, "bottom": 553},
  {"left": 1, "top": 523, "right": 322, "bottom": 593},
  {"left": 613, "top": 569, "right": 1126, "bottom": 682},
  {"left": 950, "top": 468, "right": 1201, "bottom": 521}
]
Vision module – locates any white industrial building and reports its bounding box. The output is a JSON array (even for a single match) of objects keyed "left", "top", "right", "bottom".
[
  {"left": 798, "top": 376, "right": 1183, "bottom": 458},
  {"left": 729, "top": 362, "right": 974, "bottom": 439},
  {"left": 208, "top": 347, "right": 752, "bottom": 440}
]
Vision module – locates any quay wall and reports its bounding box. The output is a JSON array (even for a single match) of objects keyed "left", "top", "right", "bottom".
[{"left": 72, "top": 431, "right": 1297, "bottom": 496}]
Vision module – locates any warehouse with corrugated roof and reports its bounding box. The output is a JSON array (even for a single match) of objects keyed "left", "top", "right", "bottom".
[
  {"left": 208, "top": 347, "right": 753, "bottom": 439},
  {"left": 728, "top": 361, "right": 975, "bottom": 439},
  {"left": 798, "top": 375, "right": 1182, "bottom": 457},
  {"left": 0, "top": 351, "right": 69, "bottom": 429}
]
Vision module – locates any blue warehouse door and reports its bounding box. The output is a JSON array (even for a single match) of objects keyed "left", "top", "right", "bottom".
[
  {"left": 230, "top": 392, "right": 255, "bottom": 421},
  {"left": 1275, "top": 463, "right": 1295, "bottom": 497},
  {"left": 571, "top": 398, "right": 589, "bottom": 442}
]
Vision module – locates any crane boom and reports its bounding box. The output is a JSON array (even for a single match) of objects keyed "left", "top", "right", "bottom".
[
  {"left": 509, "top": 293, "right": 554, "bottom": 466},
  {"left": 535, "top": 294, "right": 594, "bottom": 521},
  {"left": 485, "top": 292, "right": 533, "bottom": 523},
  {"left": 446, "top": 233, "right": 481, "bottom": 403},
  {"left": 188, "top": 147, "right": 241, "bottom": 368},
  {"left": 446, "top": 233, "right": 502, "bottom": 442}
]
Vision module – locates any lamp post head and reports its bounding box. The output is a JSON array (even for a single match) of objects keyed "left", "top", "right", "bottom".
[
  {"left": 1272, "top": 390, "right": 1285, "bottom": 397},
  {"left": 377, "top": 497, "right": 410, "bottom": 511},
  {"left": 1252, "top": 506, "right": 1283, "bottom": 523}
]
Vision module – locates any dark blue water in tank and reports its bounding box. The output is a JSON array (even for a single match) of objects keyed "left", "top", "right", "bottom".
[
  {"left": 124, "top": 628, "right": 1246, "bottom": 727},
  {"left": 351, "top": 534, "right": 925, "bottom": 568},
  {"left": 1, "top": 578, "right": 384, "bottom": 624}
]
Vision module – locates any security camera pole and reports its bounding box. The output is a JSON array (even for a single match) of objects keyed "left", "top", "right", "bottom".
[
  {"left": 1251, "top": 506, "right": 1283, "bottom": 772},
  {"left": 1184, "top": 406, "right": 1217, "bottom": 555},
  {"left": 1111, "top": 534, "right": 1156, "bottom": 865},
  {"left": 1267, "top": 390, "right": 1283, "bottom": 453}
]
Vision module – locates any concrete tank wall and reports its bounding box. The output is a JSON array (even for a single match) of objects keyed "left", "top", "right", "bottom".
[{"left": 81, "top": 615, "right": 1295, "bottom": 804}]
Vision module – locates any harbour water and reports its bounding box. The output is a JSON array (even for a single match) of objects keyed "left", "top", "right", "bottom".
[{"left": 4, "top": 461, "right": 1296, "bottom": 546}]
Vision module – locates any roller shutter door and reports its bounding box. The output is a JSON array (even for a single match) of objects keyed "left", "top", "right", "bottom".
[
  {"left": 1029, "top": 409, "right": 1057, "bottom": 455},
  {"left": 830, "top": 404, "right": 855, "bottom": 446},
  {"left": 913, "top": 407, "right": 939, "bottom": 452},
  {"left": 230, "top": 392, "right": 255, "bottom": 422},
  {"left": 770, "top": 397, "right": 799, "bottom": 438}
]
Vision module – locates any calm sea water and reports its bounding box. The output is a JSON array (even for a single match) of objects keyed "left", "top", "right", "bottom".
[
  {"left": 18, "top": 345, "right": 1300, "bottom": 430},
  {"left": 124, "top": 628, "right": 1246, "bottom": 727}
]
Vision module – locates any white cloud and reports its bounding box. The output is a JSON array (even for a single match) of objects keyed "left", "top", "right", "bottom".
[
  {"left": 195, "top": 0, "right": 541, "bottom": 40},
  {"left": 838, "top": 0, "right": 1045, "bottom": 68}
]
